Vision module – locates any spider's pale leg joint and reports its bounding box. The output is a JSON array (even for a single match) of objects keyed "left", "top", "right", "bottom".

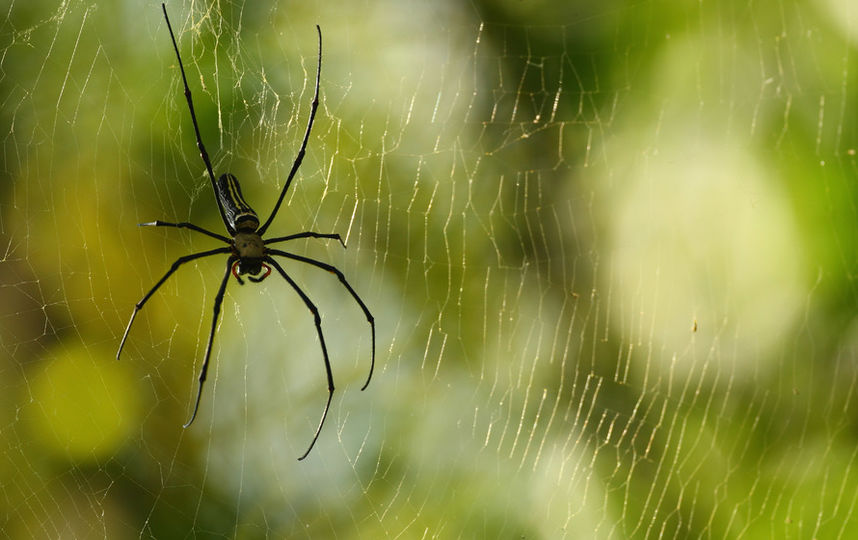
[{"left": 116, "top": 310, "right": 139, "bottom": 361}]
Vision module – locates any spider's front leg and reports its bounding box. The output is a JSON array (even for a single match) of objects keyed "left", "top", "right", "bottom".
[{"left": 139, "top": 221, "right": 231, "bottom": 244}]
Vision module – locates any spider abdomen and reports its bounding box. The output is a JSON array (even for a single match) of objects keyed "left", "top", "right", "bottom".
[{"left": 217, "top": 173, "right": 259, "bottom": 232}]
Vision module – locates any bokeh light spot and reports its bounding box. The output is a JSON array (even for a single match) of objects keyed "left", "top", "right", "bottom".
[{"left": 28, "top": 342, "right": 138, "bottom": 462}]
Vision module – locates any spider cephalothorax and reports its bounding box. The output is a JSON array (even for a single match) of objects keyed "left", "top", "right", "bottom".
[
  {"left": 117, "top": 4, "right": 375, "bottom": 461},
  {"left": 231, "top": 233, "right": 268, "bottom": 283},
  {"left": 233, "top": 231, "right": 265, "bottom": 260}
]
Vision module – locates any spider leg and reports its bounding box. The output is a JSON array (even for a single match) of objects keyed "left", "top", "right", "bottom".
[
  {"left": 117, "top": 246, "right": 232, "bottom": 361},
  {"left": 264, "top": 231, "right": 345, "bottom": 248},
  {"left": 257, "top": 25, "right": 322, "bottom": 236},
  {"left": 268, "top": 249, "right": 375, "bottom": 391},
  {"left": 185, "top": 256, "right": 237, "bottom": 428},
  {"left": 265, "top": 256, "right": 333, "bottom": 461},
  {"left": 139, "top": 220, "right": 231, "bottom": 244},
  {"left": 161, "top": 4, "right": 233, "bottom": 235}
]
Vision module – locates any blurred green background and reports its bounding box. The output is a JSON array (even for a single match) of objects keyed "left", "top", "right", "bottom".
[{"left": 2, "top": 0, "right": 858, "bottom": 537}]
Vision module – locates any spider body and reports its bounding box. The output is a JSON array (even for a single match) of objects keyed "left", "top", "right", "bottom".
[
  {"left": 116, "top": 4, "right": 375, "bottom": 461},
  {"left": 216, "top": 173, "right": 269, "bottom": 282}
]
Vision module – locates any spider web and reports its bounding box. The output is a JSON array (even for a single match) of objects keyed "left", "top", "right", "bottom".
[{"left": 2, "top": 0, "right": 858, "bottom": 537}]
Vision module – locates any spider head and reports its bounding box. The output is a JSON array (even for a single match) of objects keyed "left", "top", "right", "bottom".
[
  {"left": 237, "top": 258, "right": 264, "bottom": 276},
  {"left": 231, "top": 258, "right": 271, "bottom": 285}
]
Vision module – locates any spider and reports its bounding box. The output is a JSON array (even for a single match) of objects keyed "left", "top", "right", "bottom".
[{"left": 117, "top": 4, "right": 375, "bottom": 461}]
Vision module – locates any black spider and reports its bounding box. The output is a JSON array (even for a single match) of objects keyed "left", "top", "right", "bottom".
[{"left": 117, "top": 4, "right": 375, "bottom": 461}]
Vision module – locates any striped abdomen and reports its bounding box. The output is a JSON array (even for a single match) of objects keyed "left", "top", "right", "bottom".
[{"left": 216, "top": 173, "right": 259, "bottom": 233}]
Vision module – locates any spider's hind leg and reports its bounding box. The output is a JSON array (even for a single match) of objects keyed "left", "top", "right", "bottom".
[
  {"left": 267, "top": 249, "right": 375, "bottom": 391},
  {"left": 265, "top": 256, "right": 334, "bottom": 461}
]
